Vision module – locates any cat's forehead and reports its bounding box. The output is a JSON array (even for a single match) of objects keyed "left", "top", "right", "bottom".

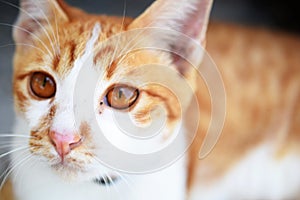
[
  {"left": 51, "top": 19, "right": 129, "bottom": 76},
  {"left": 14, "top": 15, "right": 163, "bottom": 84}
]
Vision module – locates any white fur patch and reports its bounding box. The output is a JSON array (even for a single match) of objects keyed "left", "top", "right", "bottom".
[
  {"left": 25, "top": 100, "right": 51, "bottom": 128},
  {"left": 12, "top": 117, "right": 187, "bottom": 200},
  {"left": 52, "top": 23, "right": 102, "bottom": 134},
  {"left": 189, "top": 143, "right": 300, "bottom": 200},
  {"left": 11, "top": 148, "right": 187, "bottom": 200},
  {"left": 97, "top": 109, "right": 181, "bottom": 154}
]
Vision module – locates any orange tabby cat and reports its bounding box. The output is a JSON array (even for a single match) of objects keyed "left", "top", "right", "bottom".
[{"left": 1, "top": 0, "right": 300, "bottom": 199}]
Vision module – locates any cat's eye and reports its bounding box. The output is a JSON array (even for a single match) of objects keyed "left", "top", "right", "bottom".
[
  {"left": 29, "top": 72, "right": 56, "bottom": 99},
  {"left": 105, "top": 85, "right": 139, "bottom": 110}
]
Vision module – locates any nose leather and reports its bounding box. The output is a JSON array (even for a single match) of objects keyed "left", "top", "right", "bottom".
[{"left": 49, "top": 131, "right": 82, "bottom": 161}]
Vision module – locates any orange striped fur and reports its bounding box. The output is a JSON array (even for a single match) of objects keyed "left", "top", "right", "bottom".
[{"left": 1, "top": 0, "right": 300, "bottom": 199}]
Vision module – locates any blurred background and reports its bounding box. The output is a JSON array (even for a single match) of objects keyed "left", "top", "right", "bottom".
[{"left": 0, "top": 0, "right": 300, "bottom": 176}]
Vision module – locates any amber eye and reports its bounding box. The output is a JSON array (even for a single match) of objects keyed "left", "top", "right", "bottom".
[
  {"left": 29, "top": 72, "right": 56, "bottom": 99},
  {"left": 105, "top": 85, "right": 139, "bottom": 110}
]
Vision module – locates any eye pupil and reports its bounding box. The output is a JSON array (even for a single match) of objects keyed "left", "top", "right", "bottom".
[
  {"left": 42, "top": 77, "right": 47, "bottom": 87},
  {"left": 30, "top": 72, "right": 56, "bottom": 99},
  {"left": 118, "top": 90, "right": 123, "bottom": 98},
  {"left": 105, "top": 85, "right": 139, "bottom": 110}
]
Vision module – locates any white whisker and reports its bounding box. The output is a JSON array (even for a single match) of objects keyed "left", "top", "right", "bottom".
[
  {"left": 0, "top": 22, "right": 53, "bottom": 56},
  {"left": 116, "top": 8, "right": 166, "bottom": 67},
  {"left": 0, "top": 0, "right": 56, "bottom": 55},
  {"left": 114, "top": 171, "right": 136, "bottom": 196},
  {"left": 0, "top": 134, "right": 33, "bottom": 138},
  {"left": 0, "top": 42, "right": 47, "bottom": 55},
  {"left": 34, "top": 0, "right": 59, "bottom": 55},
  {"left": 11, "top": 154, "right": 34, "bottom": 188},
  {"left": 50, "top": 0, "right": 61, "bottom": 55},
  {"left": 116, "top": 34, "right": 145, "bottom": 66},
  {"left": 0, "top": 153, "right": 32, "bottom": 189},
  {"left": 0, "top": 139, "right": 28, "bottom": 143},
  {"left": 0, "top": 149, "right": 31, "bottom": 187},
  {"left": 105, "top": 171, "right": 122, "bottom": 200},
  {"left": 87, "top": 154, "right": 113, "bottom": 198},
  {"left": 0, "top": 144, "right": 27, "bottom": 149},
  {"left": 0, "top": 146, "right": 29, "bottom": 159},
  {"left": 108, "top": 0, "right": 127, "bottom": 67},
  {"left": 90, "top": 151, "right": 137, "bottom": 199},
  {"left": 91, "top": 155, "right": 123, "bottom": 199},
  {"left": 101, "top": 173, "right": 113, "bottom": 200}
]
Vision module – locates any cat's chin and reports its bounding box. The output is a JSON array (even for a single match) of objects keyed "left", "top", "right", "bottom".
[
  {"left": 51, "top": 165, "right": 118, "bottom": 184},
  {"left": 49, "top": 157, "right": 114, "bottom": 183},
  {"left": 50, "top": 163, "right": 90, "bottom": 182}
]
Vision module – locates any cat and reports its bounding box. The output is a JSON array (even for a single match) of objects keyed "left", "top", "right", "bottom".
[{"left": 1, "top": 0, "right": 300, "bottom": 199}]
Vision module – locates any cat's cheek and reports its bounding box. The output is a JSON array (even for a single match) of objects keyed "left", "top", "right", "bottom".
[
  {"left": 93, "top": 107, "right": 179, "bottom": 157},
  {"left": 24, "top": 100, "right": 52, "bottom": 129}
]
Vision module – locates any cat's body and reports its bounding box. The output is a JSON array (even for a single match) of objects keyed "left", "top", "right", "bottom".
[
  {"left": 189, "top": 23, "right": 300, "bottom": 199},
  {"left": 1, "top": 0, "right": 300, "bottom": 200}
]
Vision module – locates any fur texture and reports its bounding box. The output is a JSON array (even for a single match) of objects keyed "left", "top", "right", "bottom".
[{"left": 1, "top": 0, "right": 300, "bottom": 199}]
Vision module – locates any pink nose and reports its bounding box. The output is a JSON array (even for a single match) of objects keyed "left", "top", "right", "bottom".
[{"left": 49, "top": 131, "right": 82, "bottom": 160}]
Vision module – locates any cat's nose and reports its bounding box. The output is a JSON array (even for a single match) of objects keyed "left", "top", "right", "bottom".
[{"left": 49, "top": 131, "right": 82, "bottom": 160}]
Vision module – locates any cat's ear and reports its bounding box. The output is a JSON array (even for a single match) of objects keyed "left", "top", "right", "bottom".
[
  {"left": 13, "top": 0, "right": 69, "bottom": 44},
  {"left": 129, "top": 0, "right": 213, "bottom": 73}
]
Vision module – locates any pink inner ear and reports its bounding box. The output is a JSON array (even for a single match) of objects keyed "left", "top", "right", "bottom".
[
  {"left": 13, "top": 19, "right": 43, "bottom": 44},
  {"left": 13, "top": 0, "right": 68, "bottom": 44},
  {"left": 182, "top": 0, "right": 212, "bottom": 44},
  {"left": 168, "top": 0, "right": 212, "bottom": 74},
  {"left": 184, "top": 15, "right": 206, "bottom": 43}
]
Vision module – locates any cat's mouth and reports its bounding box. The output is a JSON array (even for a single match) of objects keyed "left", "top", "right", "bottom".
[
  {"left": 52, "top": 158, "right": 84, "bottom": 171},
  {"left": 51, "top": 160, "right": 120, "bottom": 185},
  {"left": 49, "top": 160, "right": 94, "bottom": 181},
  {"left": 48, "top": 152, "right": 90, "bottom": 174}
]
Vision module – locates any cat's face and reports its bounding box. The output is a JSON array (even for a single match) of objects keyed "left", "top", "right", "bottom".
[{"left": 12, "top": 0, "right": 212, "bottom": 181}]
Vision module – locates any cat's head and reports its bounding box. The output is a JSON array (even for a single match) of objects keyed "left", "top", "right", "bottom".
[{"left": 12, "top": 0, "right": 212, "bottom": 181}]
